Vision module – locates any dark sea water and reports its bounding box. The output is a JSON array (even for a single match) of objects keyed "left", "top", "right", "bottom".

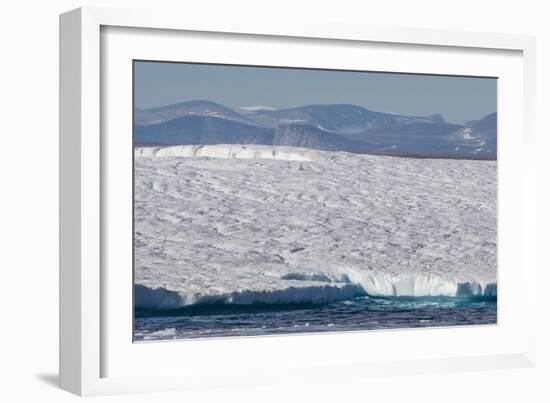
[{"left": 134, "top": 296, "right": 497, "bottom": 341}]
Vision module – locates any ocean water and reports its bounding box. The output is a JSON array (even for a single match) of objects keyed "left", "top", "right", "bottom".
[{"left": 134, "top": 296, "right": 497, "bottom": 342}]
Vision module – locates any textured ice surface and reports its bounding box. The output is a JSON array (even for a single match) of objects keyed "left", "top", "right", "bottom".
[{"left": 134, "top": 145, "right": 497, "bottom": 309}]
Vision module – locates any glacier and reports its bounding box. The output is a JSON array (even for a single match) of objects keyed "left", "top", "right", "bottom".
[{"left": 134, "top": 145, "right": 497, "bottom": 310}]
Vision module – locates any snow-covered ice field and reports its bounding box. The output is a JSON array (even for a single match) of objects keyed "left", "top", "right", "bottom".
[{"left": 134, "top": 144, "right": 497, "bottom": 316}]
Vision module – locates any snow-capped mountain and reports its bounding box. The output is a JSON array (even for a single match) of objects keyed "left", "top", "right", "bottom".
[
  {"left": 238, "top": 105, "right": 278, "bottom": 112},
  {"left": 135, "top": 115, "right": 274, "bottom": 146},
  {"left": 134, "top": 100, "right": 497, "bottom": 159},
  {"left": 448, "top": 112, "right": 497, "bottom": 156},
  {"left": 350, "top": 122, "right": 465, "bottom": 157},
  {"left": 135, "top": 100, "right": 258, "bottom": 126},
  {"left": 243, "top": 103, "right": 445, "bottom": 132},
  {"left": 272, "top": 124, "right": 365, "bottom": 151}
]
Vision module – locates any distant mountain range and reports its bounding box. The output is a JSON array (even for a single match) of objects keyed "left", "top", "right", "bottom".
[{"left": 134, "top": 100, "right": 497, "bottom": 159}]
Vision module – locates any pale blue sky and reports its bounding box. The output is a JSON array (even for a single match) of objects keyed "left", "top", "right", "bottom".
[{"left": 134, "top": 61, "right": 497, "bottom": 123}]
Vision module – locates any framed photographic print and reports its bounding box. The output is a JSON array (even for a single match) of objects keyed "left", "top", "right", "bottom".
[
  {"left": 60, "top": 7, "right": 537, "bottom": 396},
  {"left": 132, "top": 61, "right": 499, "bottom": 342}
]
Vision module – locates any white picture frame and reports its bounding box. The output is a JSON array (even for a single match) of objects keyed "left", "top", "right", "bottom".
[{"left": 59, "top": 6, "right": 537, "bottom": 396}]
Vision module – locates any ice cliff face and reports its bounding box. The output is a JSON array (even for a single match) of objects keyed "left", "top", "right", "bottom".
[
  {"left": 134, "top": 144, "right": 315, "bottom": 161},
  {"left": 134, "top": 145, "right": 497, "bottom": 310}
]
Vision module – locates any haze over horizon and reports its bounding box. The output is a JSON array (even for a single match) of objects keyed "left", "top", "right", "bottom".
[{"left": 134, "top": 61, "right": 497, "bottom": 124}]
